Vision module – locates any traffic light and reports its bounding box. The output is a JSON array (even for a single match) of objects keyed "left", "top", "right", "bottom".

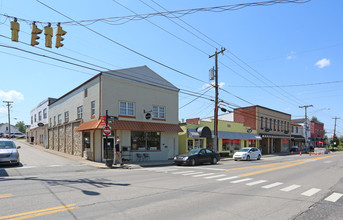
[
  {"left": 10, "top": 18, "right": 20, "bottom": 42},
  {"left": 55, "top": 23, "right": 66, "bottom": 48},
  {"left": 31, "top": 22, "right": 42, "bottom": 46},
  {"left": 44, "top": 23, "right": 53, "bottom": 48}
]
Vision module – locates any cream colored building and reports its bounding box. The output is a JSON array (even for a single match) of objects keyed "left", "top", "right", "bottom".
[{"left": 48, "top": 66, "right": 182, "bottom": 162}]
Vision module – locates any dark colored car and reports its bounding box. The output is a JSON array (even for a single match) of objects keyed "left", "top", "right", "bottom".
[{"left": 174, "top": 148, "right": 220, "bottom": 166}]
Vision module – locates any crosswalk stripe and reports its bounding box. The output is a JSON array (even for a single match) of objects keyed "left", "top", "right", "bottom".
[
  {"left": 193, "top": 173, "right": 215, "bottom": 177},
  {"left": 246, "top": 180, "right": 267, "bottom": 186},
  {"left": 262, "top": 182, "right": 283, "bottom": 189},
  {"left": 231, "top": 178, "right": 252, "bottom": 183},
  {"left": 325, "top": 193, "right": 343, "bottom": 202},
  {"left": 172, "top": 171, "right": 194, "bottom": 174},
  {"left": 301, "top": 188, "right": 321, "bottom": 197},
  {"left": 204, "top": 174, "right": 226, "bottom": 179},
  {"left": 217, "top": 176, "right": 239, "bottom": 181},
  {"left": 182, "top": 172, "right": 203, "bottom": 176},
  {"left": 280, "top": 185, "right": 301, "bottom": 192}
]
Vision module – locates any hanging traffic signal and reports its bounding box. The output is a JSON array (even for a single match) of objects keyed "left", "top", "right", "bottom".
[
  {"left": 55, "top": 23, "right": 67, "bottom": 48},
  {"left": 44, "top": 23, "right": 53, "bottom": 48},
  {"left": 31, "top": 22, "right": 42, "bottom": 46},
  {"left": 10, "top": 18, "right": 20, "bottom": 42}
]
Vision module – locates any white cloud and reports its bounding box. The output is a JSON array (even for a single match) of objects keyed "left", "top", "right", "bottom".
[
  {"left": 287, "top": 51, "right": 296, "bottom": 60},
  {"left": 315, "top": 58, "right": 331, "bottom": 68},
  {"left": 0, "top": 107, "right": 6, "bottom": 114},
  {"left": 0, "top": 90, "right": 24, "bottom": 102}
]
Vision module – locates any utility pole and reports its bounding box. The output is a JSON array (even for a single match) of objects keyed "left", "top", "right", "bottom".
[
  {"left": 333, "top": 117, "right": 340, "bottom": 138},
  {"left": 299, "top": 105, "right": 313, "bottom": 152},
  {"left": 3, "top": 101, "right": 13, "bottom": 138},
  {"left": 209, "top": 48, "right": 225, "bottom": 152}
]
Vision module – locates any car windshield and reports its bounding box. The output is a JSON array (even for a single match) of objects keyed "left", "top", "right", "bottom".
[
  {"left": 186, "top": 149, "right": 200, "bottom": 155},
  {"left": 238, "top": 148, "right": 250, "bottom": 152},
  {"left": 0, "top": 141, "right": 15, "bottom": 149}
]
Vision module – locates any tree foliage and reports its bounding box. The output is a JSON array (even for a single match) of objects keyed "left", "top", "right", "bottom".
[{"left": 15, "top": 121, "right": 26, "bottom": 133}]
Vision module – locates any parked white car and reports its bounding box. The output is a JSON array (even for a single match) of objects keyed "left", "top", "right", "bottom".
[{"left": 233, "top": 147, "right": 262, "bottom": 161}]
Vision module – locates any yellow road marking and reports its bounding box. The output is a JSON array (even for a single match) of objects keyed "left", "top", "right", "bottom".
[
  {"left": 0, "top": 204, "right": 78, "bottom": 220},
  {"left": 238, "top": 155, "right": 339, "bottom": 177},
  {"left": 225, "top": 160, "right": 301, "bottom": 171},
  {"left": 9, "top": 207, "right": 79, "bottom": 220},
  {"left": 0, "top": 194, "right": 12, "bottom": 199}
]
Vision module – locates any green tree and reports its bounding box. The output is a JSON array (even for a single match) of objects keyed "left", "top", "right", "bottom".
[
  {"left": 330, "top": 135, "right": 340, "bottom": 148},
  {"left": 311, "top": 116, "right": 319, "bottom": 122},
  {"left": 15, "top": 121, "right": 26, "bottom": 133}
]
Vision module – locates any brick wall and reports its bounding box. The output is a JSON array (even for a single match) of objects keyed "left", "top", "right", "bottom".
[{"left": 234, "top": 106, "right": 257, "bottom": 130}]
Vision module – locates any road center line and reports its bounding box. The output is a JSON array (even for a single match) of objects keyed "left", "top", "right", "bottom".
[
  {"left": 0, "top": 194, "right": 12, "bottom": 199},
  {"left": 225, "top": 160, "right": 301, "bottom": 172}
]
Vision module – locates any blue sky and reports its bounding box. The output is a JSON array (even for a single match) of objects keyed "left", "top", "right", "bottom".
[{"left": 0, "top": 0, "right": 342, "bottom": 137}]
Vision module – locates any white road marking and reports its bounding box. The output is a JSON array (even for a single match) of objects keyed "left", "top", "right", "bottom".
[
  {"left": 246, "top": 180, "right": 267, "bottom": 186},
  {"left": 324, "top": 193, "right": 343, "bottom": 202},
  {"left": 49, "top": 165, "right": 63, "bottom": 167},
  {"left": 204, "top": 174, "right": 226, "bottom": 179},
  {"left": 301, "top": 188, "right": 321, "bottom": 197},
  {"left": 323, "top": 161, "right": 332, "bottom": 164},
  {"left": 231, "top": 178, "right": 253, "bottom": 183},
  {"left": 217, "top": 176, "right": 239, "bottom": 181},
  {"left": 182, "top": 172, "right": 203, "bottom": 176},
  {"left": 280, "top": 185, "right": 301, "bottom": 192},
  {"left": 262, "top": 182, "right": 283, "bottom": 189},
  {"left": 172, "top": 171, "right": 195, "bottom": 175},
  {"left": 193, "top": 173, "right": 215, "bottom": 177}
]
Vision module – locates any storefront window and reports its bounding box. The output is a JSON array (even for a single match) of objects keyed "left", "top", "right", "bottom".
[
  {"left": 206, "top": 137, "right": 214, "bottom": 150},
  {"left": 187, "top": 140, "right": 193, "bottom": 151},
  {"left": 131, "top": 131, "right": 161, "bottom": 151},
  {"left": 83, "top": 132, "right": 90, "bottom": 149},
  {"left": 222, "top": 139, "right": 241, "bottom": 154},
  {"left": 194, "top": 138, "right": 204, "bottom": 149},
  {"left": 249, "top": 140, "right": 256, "bottom": 147}
]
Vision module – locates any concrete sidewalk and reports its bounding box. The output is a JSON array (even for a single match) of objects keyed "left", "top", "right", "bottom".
[{"left": 15, "top": 139, "right": 291, "bottom": 169}]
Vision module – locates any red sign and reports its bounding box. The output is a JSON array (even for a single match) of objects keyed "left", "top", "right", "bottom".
[
  {"left": 100, "top": 116, "right": 106, "bottom": 120},
  {"left": 100, "top": 120, "right": 106, "bottom": 126},
  {"left": 103, "top": 126, "right": 111, "bottom": 136}
]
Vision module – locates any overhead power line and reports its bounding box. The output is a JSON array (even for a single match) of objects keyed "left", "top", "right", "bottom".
[
  {"left": 3, "top": 0, "right": 311, "bottom": 26},
  {"left": 226, "top": 80, "right": 343, "bottom": 88},
  {"left": 36, "top": 0, "right": 208, "bottom": 84}
]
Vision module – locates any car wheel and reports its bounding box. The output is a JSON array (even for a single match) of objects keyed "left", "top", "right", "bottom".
[
  {"left": 190, "top": 159, "right": 196, "bottom": 166},
  {"left": 257, "top": 155, "right": 261, "bottom": 160},
  {"left": 246, "top": 155, "right": 250, "bottom": 161},
  {"left": 212, "top": 157, "right": 217, "bottom": 164},
  {"left": 234, "top": 159, "right": 237, "bottom": 161}
]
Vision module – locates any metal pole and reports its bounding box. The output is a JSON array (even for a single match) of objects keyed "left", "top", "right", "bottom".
[
  {"left": 299, "top": 105, "right": 313, "bottom": 152},
  {"left": 3, "top": 101, "right": 13, "bottom": 138},
  {"left": 333, "top": 117, "right": 340, "bottom": 138}
]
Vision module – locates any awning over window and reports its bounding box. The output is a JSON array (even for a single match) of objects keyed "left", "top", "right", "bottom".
[
  {"left": 75, "top": 119, "right": 182, "bottom": 132},
  {"left": 187, "top": 128, "right": 261, "bottom": 140}
]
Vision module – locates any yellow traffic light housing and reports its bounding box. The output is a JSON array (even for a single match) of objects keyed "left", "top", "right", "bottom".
[
  {"left": 55, "top": 23, "right": 67, "bottom": 48},
  {"left": 31, "top": 22, "right": 42, "bottom": 46},
  {"left": 44, "top": 23, "right": 53, "bottom": 48},
  {"left": 10, "top": 18, "right": 20, "bottom": 42}
]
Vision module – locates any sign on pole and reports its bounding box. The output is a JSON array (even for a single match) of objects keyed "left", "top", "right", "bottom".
[{"left": 103, "top": 126, "right": 111, "bottom": 136}]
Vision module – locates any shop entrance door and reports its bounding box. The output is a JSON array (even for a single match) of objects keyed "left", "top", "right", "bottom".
[{"left": 103, "top": 138, "right": 114, "bottom": 160}]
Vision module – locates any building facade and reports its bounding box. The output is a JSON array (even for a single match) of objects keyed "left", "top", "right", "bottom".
[
  {"left": 29, "top": 98, "right": 56, "bottom": 147},
  {"left": 291, "top": 118, "right": 311, "bottom": 151},
  {"left": 311, "top": 121, "right": 325, "bottom": 147},
  {"left": 179, "top": 117, "right": 261, "bottom": 156},
  {"left": 48, "top": 66, "right": 182, "bottom": 162},
  {"left": 0, "top": 123, "right": 20, "bottom": 137},
  {"left": 234, "top": 105, "right": 291, "bottom": 154}
]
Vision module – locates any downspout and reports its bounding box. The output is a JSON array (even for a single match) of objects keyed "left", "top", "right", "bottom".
[{"left": 98, "top": 74, "right": 102, "bottom": 162}]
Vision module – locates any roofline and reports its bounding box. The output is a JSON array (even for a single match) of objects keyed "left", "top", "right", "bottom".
[
  {"left": 236, "top": 105, "right": 291, "bottom": 116},
  {"left": 49, "top": 73, "right": 102, "bottom": 106}
]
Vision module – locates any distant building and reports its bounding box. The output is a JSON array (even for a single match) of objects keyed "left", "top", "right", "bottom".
[
  {"left": 234, "top": 105, "right": 292, "bottom": 154},
  {"left": 48, "top": 66, "right": 182, "bottom": 162},
  {"left": 29, "top": 98, "right": 56, "bottom": 147},
  {"left": 0, "top": 123, "right": 20, "bottom": 136},
  {"left": 291, "top": 118, "right": 311, "bottom": 150},
  {"left": 311, "top": 121, "right": 325, "bottom": 147}
]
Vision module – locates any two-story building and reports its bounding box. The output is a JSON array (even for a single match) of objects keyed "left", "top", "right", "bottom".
[
  {"left": 29, "top": 98, "right": 56, "bottom": 147},
  {"left": 291, "top": 118, "right": 311, "bottom": 150},
  {"left": 234, "top": 105, "right": 291, "bottom": 154},
  {"left": 178, "top": 117, "right": 260, "bottom": 157},
  {"left": 311, "top": 121, "right": 324, "bottom": 147},
  {"left": 48, "top": 66, "right": 182, "bottom": 162}
]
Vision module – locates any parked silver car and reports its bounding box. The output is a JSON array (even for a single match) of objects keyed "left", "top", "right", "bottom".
[{"left": 0, "top": 139, "right": 20, "bottom": 166}]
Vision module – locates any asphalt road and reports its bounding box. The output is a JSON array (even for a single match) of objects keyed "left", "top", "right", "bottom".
[{"left": 1, "top": 141, "right": 342, "bottom": 220}]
